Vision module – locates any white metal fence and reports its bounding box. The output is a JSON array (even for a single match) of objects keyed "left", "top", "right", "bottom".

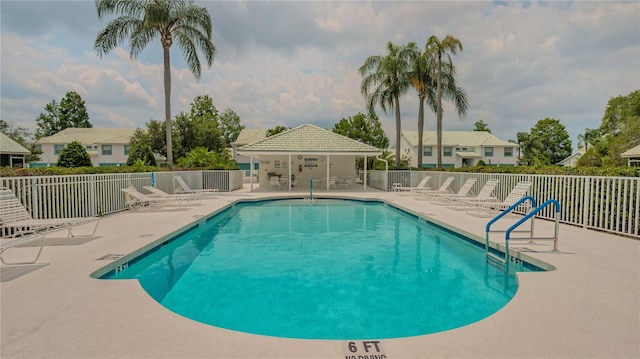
[
  {"left": 369, "top": 170, "right": 640, "bottom": 238},
  {"left": 0, "top": 170, "right": 243, "bottom": 227}
]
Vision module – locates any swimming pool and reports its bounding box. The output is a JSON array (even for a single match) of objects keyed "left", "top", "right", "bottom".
[{"left": 98, "top": 198, "right": 542, "bottom": 339}]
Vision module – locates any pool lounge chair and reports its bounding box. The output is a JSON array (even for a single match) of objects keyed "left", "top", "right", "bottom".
[
  {"left": 434, "top": 178, "right": 499, "bottom": 205},
  {"left": 121, "top": 186, "right": 189, "bottom": 210},
  {"left": 464, "top": 181, "right": 533, "bottom": 216},
  {"left": 142, "top": 186, "right": 202, "bottom": 204},
  {"left": 0, "top": 188, "right": 100, "bottom": 239},
  {"left": 413, "top": 176, "right": 455, "bottom": 200},
  {"left": 427, "top": 178, "right": 478, "bottom": 202},
  {"left": 174, "top": 175, "right": 219, "bottom": 196},
  {"left": 393, "top": 176, "right": 432, "bottom": 195}
]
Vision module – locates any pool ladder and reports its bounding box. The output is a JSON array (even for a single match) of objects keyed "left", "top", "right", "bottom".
[{"left": 485, "top": 196, "right": 561, "bottom": 267}]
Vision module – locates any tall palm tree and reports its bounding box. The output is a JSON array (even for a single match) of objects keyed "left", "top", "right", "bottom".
[
  {"left": 407, "top": 43, "right": 435, "bottom": 169},
  {"left": 410, "top": 42, "right": 469, "bottom": 168},
  {"left": 94, "top": 0, "right": 216, "bottom": 166},
  {"left": 360, "top": 41, "right": 414, "bottom": 168},
  {"left": 425, "top": 35, "right": 468, "bottom": 167}
]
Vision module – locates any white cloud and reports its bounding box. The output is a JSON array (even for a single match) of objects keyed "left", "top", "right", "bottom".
[{"left": 1, "top": 0, "right": 638, "bottom": 149}]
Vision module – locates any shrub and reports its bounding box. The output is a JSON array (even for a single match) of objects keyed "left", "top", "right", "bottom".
[
  {"left": 57, "top": 141, "right": 92, "bottom": 167},
  {"left": 127, "top": 142, "right": 157, "bottom": 166}
]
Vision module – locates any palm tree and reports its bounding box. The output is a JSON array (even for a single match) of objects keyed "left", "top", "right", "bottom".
[
  {"left": 407, "top": 43, "right": 435, "bottom": 169},
  {"left": 425, "top": 35, "right": 468, "bottom": 167},
  {"left": 94, "top": 0, "right": 216, "bottom": 166},
  {"left": 360, "top": 41, "right": 414, "bottom": 168},
  {"left": 410, "top": 41, "right": 469, "bottom": 168}
]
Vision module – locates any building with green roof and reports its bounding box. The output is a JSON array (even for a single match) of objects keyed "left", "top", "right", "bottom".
[
  {"left": 400, "top": 130, "right": 519, "bottom": 168},
  {"left": 238, "top": 124, "right": 382, "bottom": 191},
  {"left": 621, "top": 144, "right": 640, "bottom": 166},
  {"left": 0, "top": 132, "right": 31, "bottom": 167}
]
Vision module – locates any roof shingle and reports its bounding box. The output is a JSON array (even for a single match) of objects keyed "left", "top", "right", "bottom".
[{"left": 238, "top": 124, "right": 382, "bottom": 154}]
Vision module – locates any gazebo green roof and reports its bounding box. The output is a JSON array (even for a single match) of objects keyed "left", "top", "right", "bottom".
[
  {"left": 238, "top": 124, "right": 382, "bottom": 155},
  {"left": 0, "top": 132, "right": 30, "bottom": 155}
]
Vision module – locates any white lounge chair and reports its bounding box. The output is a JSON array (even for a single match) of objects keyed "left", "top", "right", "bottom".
[
  {"left": 440, "top": 178, "right": 500, "bottom": 206},
  {"left": 413, "top": 176, "right": 455, "bottom": 200},
  {"left": 174, "top": 175, "right": 219, "bottom": 196},
  {"left": 1, "top": 233, "right": 45, "bottom": 265},
  {"left": 464, "top": 181, "right": 533, "bottom": 216},
  {"left": 121, "top": 186, "right": 188, "bottom": 210},
  {"left": 394, "top": 176, "right": 432, "bottom": 195},
  {"left": 142, "top": 186, "right": 202, "bottom": 204},
  {"left": 0, "top": 188, "right": 100, "bottom": 239},
  {"left": 427, "top": 178, "right": 478, "bottom": 202}
]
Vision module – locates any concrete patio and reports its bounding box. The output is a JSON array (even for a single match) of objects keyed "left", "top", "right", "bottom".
[{"left": 1, "top": 186, "right": 638, "bottom": 358}]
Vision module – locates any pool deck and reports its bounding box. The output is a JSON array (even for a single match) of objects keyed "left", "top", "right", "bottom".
[{"left": 1, "top": 186, "right": 639, "bottom": 358}]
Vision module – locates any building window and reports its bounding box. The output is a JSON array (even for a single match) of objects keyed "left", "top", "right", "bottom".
[
  {"left": 484, "top": 147, "right": 494, "bottom": 157},
  {"left": 504, "top": 147, "right": 513, "bottom": 157},
  {"left": 102, "top": 144, "right": 112, "bottom": 156},
  {"left": 54, "top": 144, "right": 64, "bottom": 155},
  {"left": 443, "top": 147, "right": 452, "bottom": 157},
  {"left": 124, "top": 145, "right": 131, "bottom": 156},
  {"left": 423, "top": 146, "right": 433, "bottom": 157},
  {"left": 35, "top": 144, "right": 42, "bottom": 152}
]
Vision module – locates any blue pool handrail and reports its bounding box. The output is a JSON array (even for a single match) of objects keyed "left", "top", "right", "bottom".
[
  {"left": 309, "top": 177, "right": 313, "bottom": 201},
  {"left": 484, "top": 195, "right": 536, "bottom": 264},
  {"left": 506, "top": 199, "right": 561, "bottom": 243},
  {"left": 485, "top": 195, "right": 537, "bottom": 234},
  {"left": 486, "top": 197, "right": 561, "bottom": 266}
]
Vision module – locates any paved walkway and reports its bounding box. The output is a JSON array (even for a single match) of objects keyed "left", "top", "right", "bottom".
[{"left": 1, "top": 187, "right": 639, "bottom": 358}]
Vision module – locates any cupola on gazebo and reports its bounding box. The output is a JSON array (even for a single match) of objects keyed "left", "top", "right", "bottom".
[{"left": 237, "top": 124, "right": 383, "bottom": 191}]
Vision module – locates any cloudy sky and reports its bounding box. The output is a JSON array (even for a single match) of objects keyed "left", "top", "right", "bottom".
[{"left": 1, "top": 1, "right": 638, "bottom": 149}]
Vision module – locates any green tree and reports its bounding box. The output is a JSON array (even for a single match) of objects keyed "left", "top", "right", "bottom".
[
  {"left": 596, "top": 90, "right": 640, "bottom": 166},
  {"left": 126, "top": 142, "right": 157, "bottom": 166},
  {"left": 35, "top": 91, "right": 92, "bottom": 138},
  {"left": 174, "top": 95, "right": 225, "bottom": 159},
  {"left": 57, "top": 141, "right": 92, "bottom": 167},
  {"left": 177, "top": 146, "right": 236, "bottom": 169},
  {"left": 425, "top": 34, "right": 468, "bottom": 167},
  {"left": 266, "top": 126, "right": 289, "bottom": 137},
  {"left": 333, "top": 112, "right": 389, "bottom": 149},
  {"left": 219, "top": 108, "right": 244, "bottom": 146},
  {"left": 95, "top": 0, "right": 216, "bottom": 166},
  {"left": 525, "top": 118, "right": 572, "bottom": 165},
  {"left": 473, "top": 120, "right": 491, "bottom": 133},
  {"left": 35, "top": 100, "right": 61, "bottom": 138},
  {"left": 360, "top": 41, "right": 414, "bottom": 167},
  {"left": 130, "top": 122, "right": 167, "bottom": 161},
  {"left": 59, "top": 91, "right": 91, "bottom": 129}
]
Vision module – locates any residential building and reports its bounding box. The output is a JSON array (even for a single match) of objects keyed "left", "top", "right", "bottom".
[
  {"left": 0, "top": 132, "right": 31, "bottom": 167},
  {"left": 558, "top": 149, "right": 586, "bottom": 167},
  {"left": 399, "top": 130, "right": 519, "bottom": 168},
  {"left": 32, "top": 128, "right": 136, "bottom": 167}
]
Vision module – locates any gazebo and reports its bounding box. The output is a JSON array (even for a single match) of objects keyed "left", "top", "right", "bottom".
[
  {"left": 621, "top": 144, "right": 640, "bottom": 167},
  {"left": 0, "top": 132, "right": 30, "bottom": 168},
  {"left": 237, "top": 124, "right": 383, "bottom": 192}
]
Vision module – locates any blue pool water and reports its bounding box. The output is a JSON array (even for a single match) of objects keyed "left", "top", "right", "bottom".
[{"left": 101, "top": 199, "right": 540, "bottom": 339}]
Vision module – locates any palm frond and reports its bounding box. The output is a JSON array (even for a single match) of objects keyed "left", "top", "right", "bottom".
[{"left": 94, "top": 16, "right": 143, "bottom": 57}]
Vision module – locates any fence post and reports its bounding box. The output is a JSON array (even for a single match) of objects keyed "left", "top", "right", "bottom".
[{"left": 582, "top": 177, "right": 590, "bottom": 229}]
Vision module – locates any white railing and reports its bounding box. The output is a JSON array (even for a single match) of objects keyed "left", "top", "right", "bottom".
[
  {"left": 0, "top": 170, "right": 244, "bottom": 224},
  {"left": 369, "top": 170, "right": 640, "bottom": 238}
]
